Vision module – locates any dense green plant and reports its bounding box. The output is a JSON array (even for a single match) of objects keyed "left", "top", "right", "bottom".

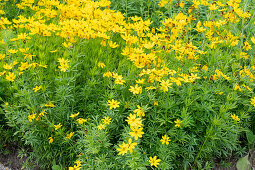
[{"left": 0, "top": 0, "right": 255, "bottom": 169}]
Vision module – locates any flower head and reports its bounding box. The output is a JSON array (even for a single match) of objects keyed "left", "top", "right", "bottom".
[
  {"left": 108, "top": 99, "right": 120, "bottom": 109},
  {"left": 231, "top": 114, "right": 240, "bottom": 122},
  {"left": 149, "top": 156, "right": 161, "bottom": 168},
  {"left": 160, "top": 134, "right": 170, "bottom": 145},
  {"left": 54, "top": 123, "right": 62, "bottom": 130},
  {"left": 174, "top": 119, "right": 182, "bottom": 127}
]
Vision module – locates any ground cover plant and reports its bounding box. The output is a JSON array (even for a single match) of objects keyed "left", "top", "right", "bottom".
[{"left": 0, "top": 0, "right": 255, "bottom": 169}]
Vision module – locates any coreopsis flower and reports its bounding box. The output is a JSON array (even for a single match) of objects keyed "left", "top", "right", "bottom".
[
  {"left": 127, "top": 138, "right": 137, "bottom": 153},
  {"left": 129, "top": 84, "right": 142, "bottom": 94},
  {"left": 129, "top": 126, "right": 144, "bottom": 140},
  {"left": 58, "top": 58, "right": 70, "bottom": 72},
  {"left": 108, "top": 99, "right": 120, "bottom": 109},
  {"left": 103, "top": 71, "right": 112, "bottom": 77},
  {"left": 154, "top": 101, "right": 159, "bottom": 106},
  {"left": 62, "top": 42, "right": 72, "bottom": 48},
  {"left": 251, "top": 37, "right": 255, "bottom": 44},
  {"left": 28, "top": 113, "right": 36, "bottom": 122},
  {"left": 98, "top": 62, "right": 106, "bottom": 68},
  {"left": 133, "top": 105, "right": 145, "bottom": 117},
  {"left": 234, "top": 84, "right": 241, "bottom": 91},
  {"left": 44, "top": 102, "right": 55, "bottom": 107},
  {"left": 66, "top": 132, "right": 74, "bottom": 139},
  {"left": 101, "top": 116, "right": 111, "bottom": 125},
  {"left": 250, "top": 97, "right": 255, "bottom": 106},
  {"left": 216, "top": 92, "right": 223, "bottom": 95},
  {"left": 231, "top": 114, "right": 240, "bottom": 122},
  {"left": 125, "top": 113, "right": 143, "bottom": 128},
  {"left": 180, "top": 1, "right": 185, "bottom": 8},
  {"left": 135, "top": 79, "right": 145, "bottom": 84},
  {"left": 3, "top": 63, "right": 13, "bottom": 70},
  {"left": 8, "top": 49, "right": 18, "bottom": 54},
  {"left": 202, "top": 65, "right": 208, "bottom": 71},
  {"left": 149, "top": 156, "right": 161, "bottom": 168},
  {"left": 33, "top": 85, "right": 42, "bottom": 92},
  {"left": 0, "top": 39, "right": 4, "bottom": 45},
  {"left": 100, "top": 39, "right": 106, "bottom": 46},
  {"left": 76, "top": 118, "right": 87, "bottom": 124},
  {"left": 54, "top": 123, "right": 62, "bottom": 130},
  {"left": 174, "top": 119, "right": 182, "bottom": 127},
  {"left": 160, "top": 79, "right": 172, "bottom": 92},
  {"left": 160, "top": 134, "right": 171, "bottom": 145},
  {"left": 0, "top": 54, "right": 5, "bottom": 60},
  {"left": 70, "top": 112, "right": 80, "bottom": 118},
  {"left": 109, "top": 41, "right": 119, "bottom": 48},
  {"left": 117, "top": 142, "right": 129, "bottom": 155},
  {"left": 243, "top": 41, "right": 252, "bottom": 51},
  {"left": 114, "top": 78, "right": 125, "bottom": 85},
  {"left": 97, "top": 124, "right": 106, "bottom": 130},
  {"left": 48, "top": 137, "right": 53, "bottom": 144},
  {"left": 6, "top": 72, "right": 16, "bottom": 82},
  {"left": 158, "top": 0, "right": 168, "bottom": 7}
]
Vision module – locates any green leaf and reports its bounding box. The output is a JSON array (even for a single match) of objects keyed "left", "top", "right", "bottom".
[
  {"left": 52, "top": 165, "right": 62, "bottom": 170},
  {"left": 246, "top": 129, "right": 255, "bottom": 145},
  {"left": 236, "top": 155, "right": 250, "bottom": 170}
]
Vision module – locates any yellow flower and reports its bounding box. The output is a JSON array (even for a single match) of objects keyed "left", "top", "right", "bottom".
[
  {"left": 70, "top": 112, "right": 80, "bottom": 118},
  {"left": 4, "top": 64, "right": 13, "bottom": 70},
  {"left": 133, "top": 105, "right": 145, "bottom": 117},
  {"left": 109, "top": 41, "right": 119, "bottom": 48},
  {"left": 69, "top": 165, "right": 81, "bottom": 170},
  {"left": 125, "top": 113, "right": 143, "bottom": 128},
  {"left": 127, "top": 138, "right": 137, "bottom": 153},
  {"left": 116, "top": 142, "right": 129, "bottom": 155},
  {"left": 180, "top": 1, "right": 185, "bottom": 8},
  {"left": 149, "top": 156, "right": 161, "bottom": 168},
  {"left": 160, "top": 134, "right": 171, "bottom": 145},
  {"left": 77, "top": 118, "right": 87, "bottom": 124},
  {"left": 54, "top": 123, "right": 62, "bottom": 130},
  {"left": 102, "top": 116, "right": 111, "bottom": 125},
  {"left": 174, "top": 119, "right": 182, "bottom": 127},
  {"left": 62, "top": 42, "right": 72, "bottom": 48},
  {"left": 28, "top": 113, "right": 36, "bottom": 122},
  {"left": 154, "top": 101, "right": 159, "bottom": 106},
  {"left": 58, "top": 58, "right": 70, "bottom": 72},
  {"left": 108, "top": 99, "right": 120, "bottom": 109},
  {"left": 8, "top": 49, "right": 18, "bottom": 54},
  {"left": 251, "top": 97, "right": 255, "bottom": 107},
  {"left": 98, "top": 62, "right": 106, "bottom": 68},
  {"left": 160, "top": 79, "right": 172, "bottom": 92},
  {"left": 44, "top": 102, "right": 56, "bottom": 107},
  {"left": 114, "top": 78, "right": 126, "bottom": 85},
  {"left": 6, "top": 72, "right": 16, "bottom": 82},
  {"left": 129, "top": 126, "right": 144, "bottom": 140},
  {"left": 48, "top": 136, "right": 53, "bottom": 144},
  {"left": 33, "top": 85, "right": 42, "bottom": 92},
  {"left": 0, "top": 54, "right": 5, "bottom": 60},
  {"left": 97, "top": 124, "right": 106, "bottom": 130},
  {"left": 231, "top": 114, "right": 240, "bottom": 122},
  {"left": 234, "top": 84, "right": 241, "bottom": 91},
  {"left": 103, "top": 71, "right": 112, "bottom": 77},
  {"left": 66, "top": 132, "right": 74, "bottom": 139},
  {"left": 129, "top": 84, "right": 142, "bottom": 95},
  {"left": 251, "top": 37, "right": 255, "bottom": 44},
  {"left": 0, "top": 39, "right": 5, "bottom": 45},
  {"left": 100, "top": 39, "right": 106, "bottom": 46},
  {"left": 202, "top": 65, "right": 208, "bottom": 72}
]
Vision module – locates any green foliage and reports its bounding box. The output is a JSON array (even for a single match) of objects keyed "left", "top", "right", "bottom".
[{"left": 0, "top": 0, "right": 255, "bottom": 169}]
